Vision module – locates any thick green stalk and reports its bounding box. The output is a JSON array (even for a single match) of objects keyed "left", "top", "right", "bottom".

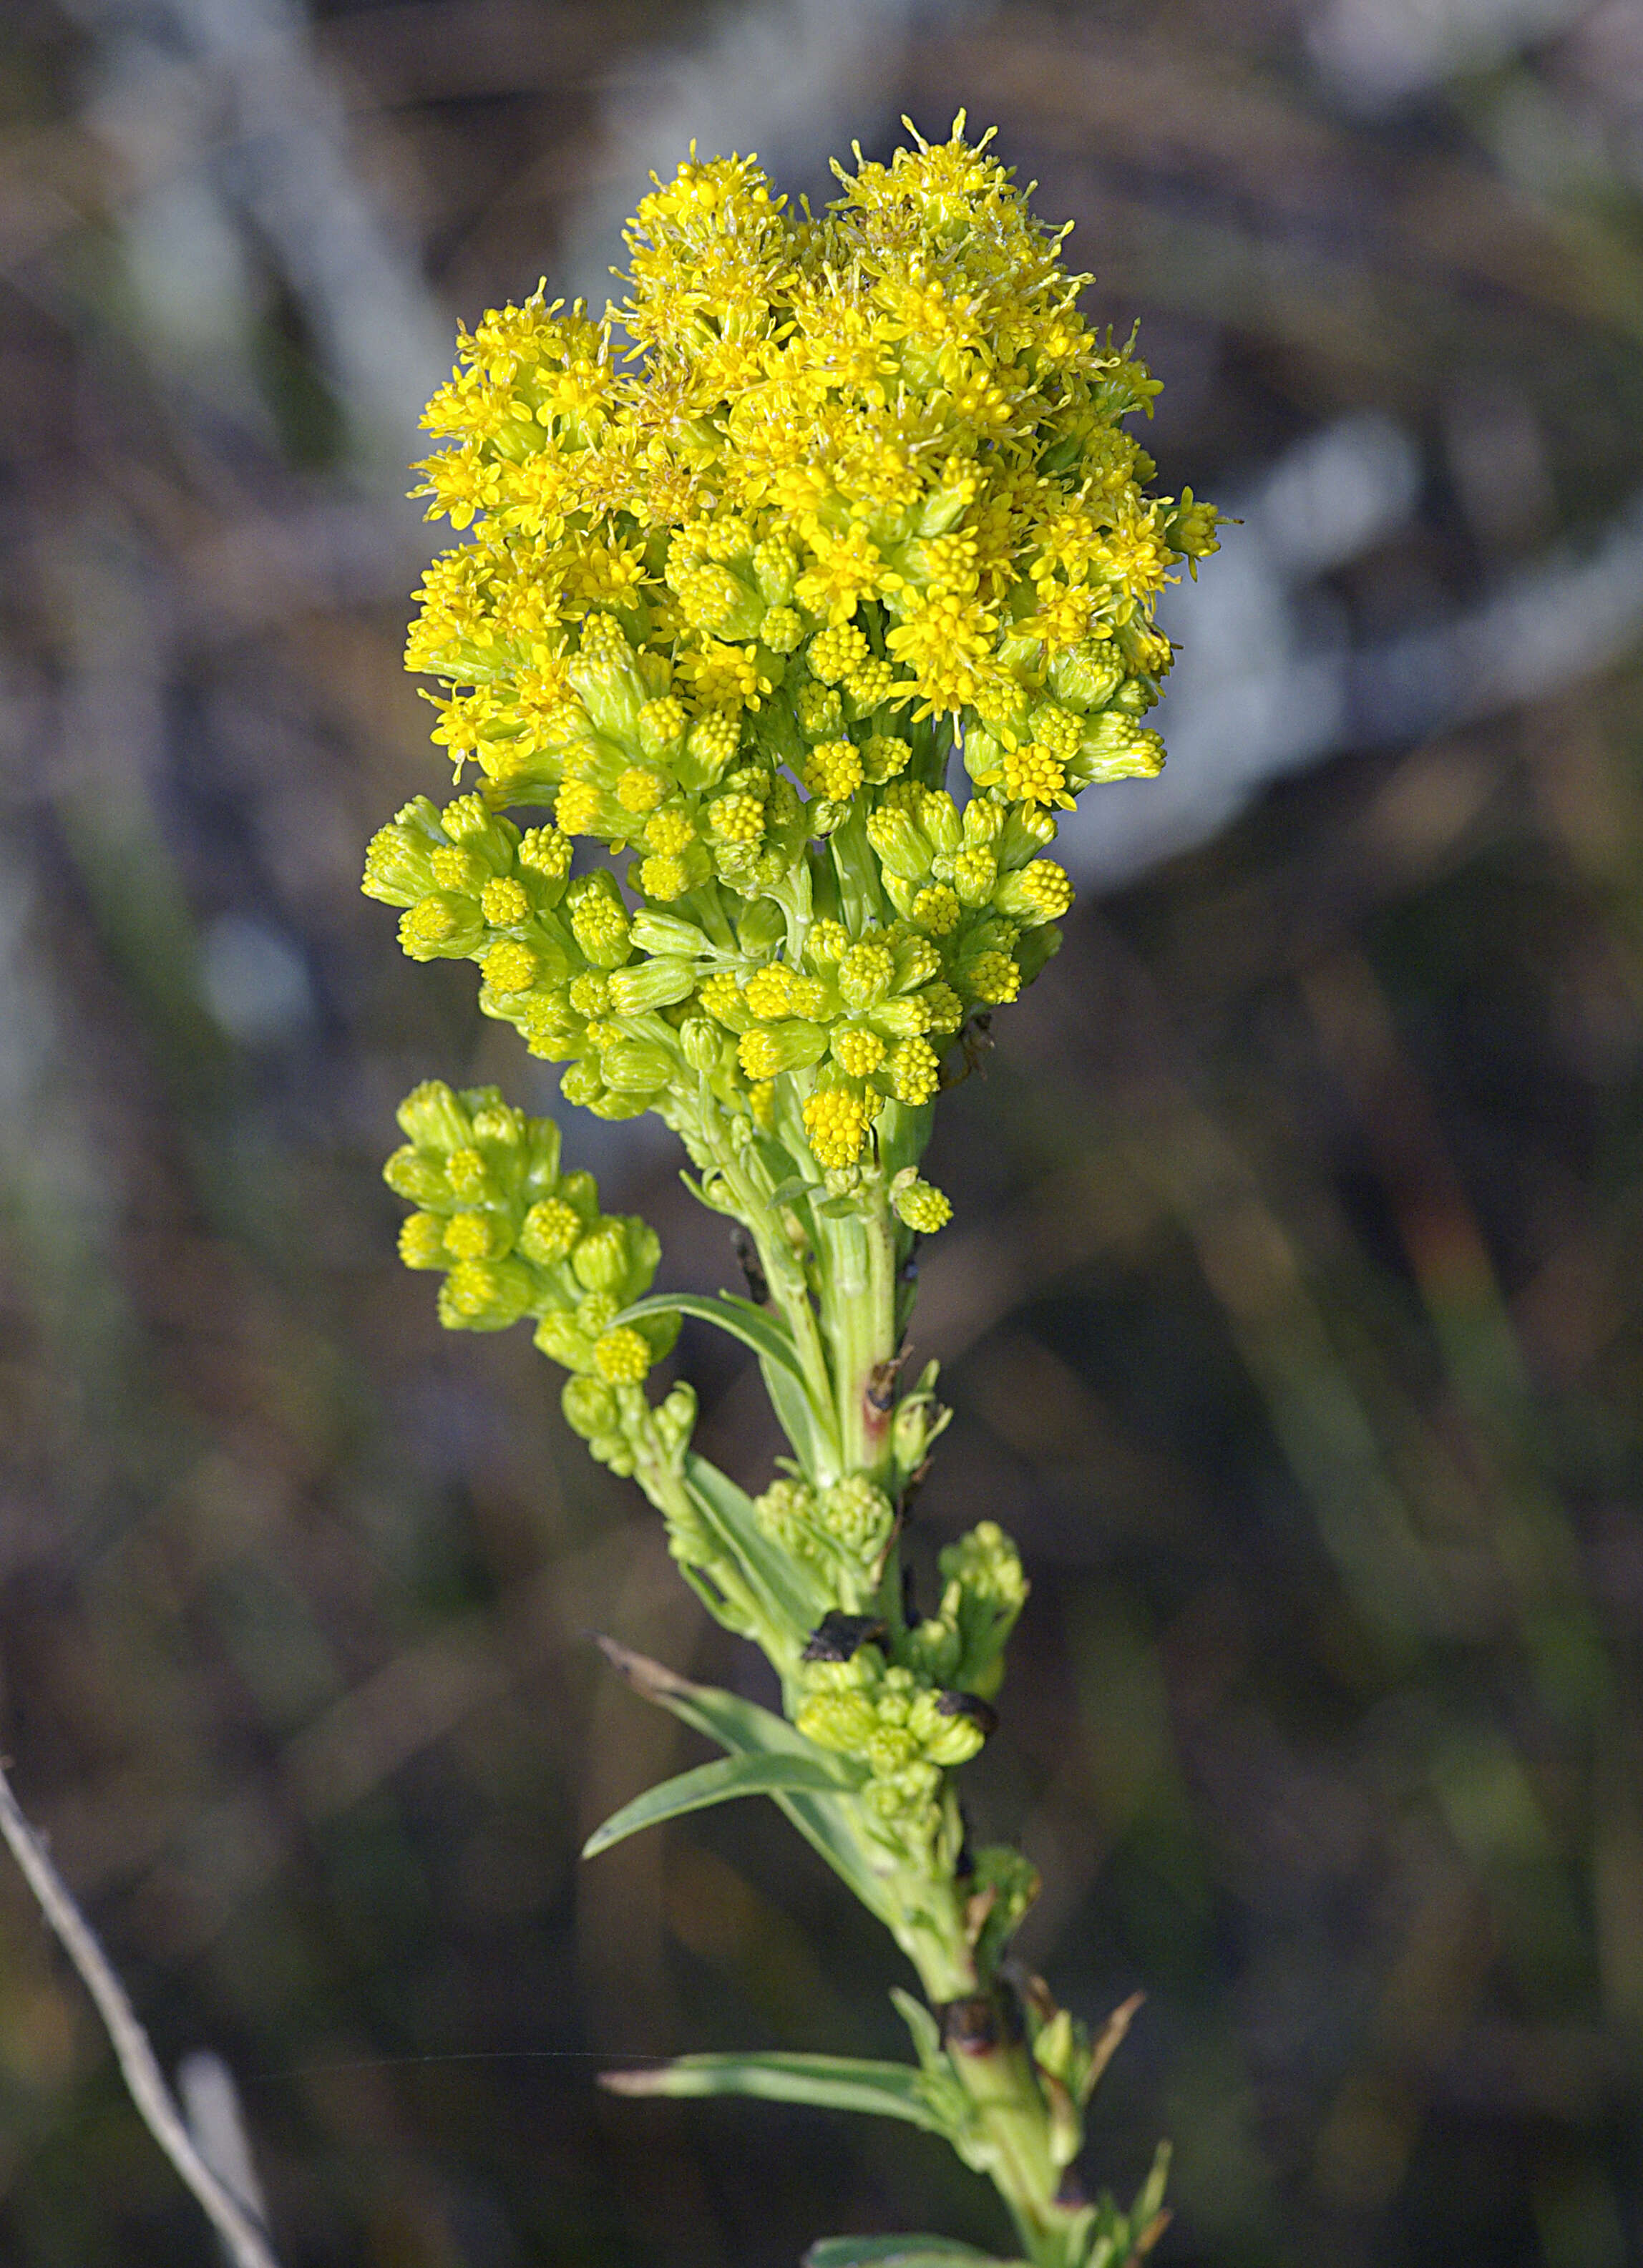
[{"left": 813, "top": 1196, "right": 899, "bottom": 1482}]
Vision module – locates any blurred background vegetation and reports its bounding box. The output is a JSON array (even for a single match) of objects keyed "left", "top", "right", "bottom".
[{"left": 4, "top": 0, "right": 1643, "bottom": 2260}]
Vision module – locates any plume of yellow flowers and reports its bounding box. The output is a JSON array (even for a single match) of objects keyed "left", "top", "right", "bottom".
[
  {"left": 366, "top": 117, "right": 1218, "bottom": 1216},
  {"left": 365, "top": 125, "right": 1217, "bottom": 2268}
]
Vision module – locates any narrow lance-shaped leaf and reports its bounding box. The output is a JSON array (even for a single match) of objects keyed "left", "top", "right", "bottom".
[
  {"left": 683, "top": 1451, "right": 827, "bottom": 1637},
  {"left": 593, "top": 1639, "right": 896, "bottom": 1924},
  {"left": 603, "top": 2051, "right": 954, "bottom": 2136},
  {"left": 583, "top": 1751, "right": 856, "bottom": 1859},
  {"left": 614, "top": 1291, "right": 813, "bottom": 1390},
  {"left": 615, "top": 1290, "right": 834, "bottom": 1472}
]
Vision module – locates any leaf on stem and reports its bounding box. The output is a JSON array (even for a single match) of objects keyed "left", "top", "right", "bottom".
[
  {"left": 682, "top": 1452, "right": 826, "bottom": 1636},
  {"left": 583, "top": 1751, "right": 856, "bottom": 1858},
  {"left": 592, "top": 1638, "right": 895, "bottom": 1922},
  {"left": 613, "top": 1291, "right": 811, "bottom": 1387},
  {"left": 602, "top": 2051, "right": 955, "bottom": 2136}
]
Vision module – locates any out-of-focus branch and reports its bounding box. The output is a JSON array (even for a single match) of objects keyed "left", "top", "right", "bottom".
[{"left": 0, "top": 1761, "right": 283, "bottom": 2268}]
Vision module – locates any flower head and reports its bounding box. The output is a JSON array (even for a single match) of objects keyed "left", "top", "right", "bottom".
[{"left": 376, "top": 121, "right": 1216, "bottom": 1197}]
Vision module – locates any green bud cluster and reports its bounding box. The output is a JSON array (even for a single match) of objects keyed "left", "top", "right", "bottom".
[
  {"left": 384, "top": 1080, "right": 679, "bottom": 1388},
  {"left": 753, "top": 1471, "right": 897, "bottom": 1594},
  {"left": 796, "top": 1647, "right": 993, "bottom": 1843},
  {"left": 905, "top": 1522, "right": 1028, "bottom": 1701}
]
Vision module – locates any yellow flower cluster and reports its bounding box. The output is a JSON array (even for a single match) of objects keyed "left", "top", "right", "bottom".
[{"left": 374, "top": 119, "right": 1217, "bottom": 1193}]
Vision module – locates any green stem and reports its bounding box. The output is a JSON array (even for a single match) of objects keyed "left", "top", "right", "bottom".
[
  {"left": 716, "top": 1142, "right": 840, "bottom": 1476},
  {"left": 949, "top": 2032, "right": 1073, "bottom": 2268},
  {"left": 814, "top": 1194, "right": 899, "bottom": 1481}
]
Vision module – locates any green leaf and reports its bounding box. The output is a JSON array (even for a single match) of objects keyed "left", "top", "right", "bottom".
[
  {"left": 889, "top": 1987, "right": 944, "bottom": 2073},
  {"left": 683, "top": 1451, "right": 825, "bottom": 1636},
  {"left": 603, "top": 2051, "right": 952, "bottom": 2135},
  {"left": 593, "top": 1638, "right": 894, "bottom": 1923},
  {"left": 804, "top": 2242, "right": 1024, "bottom": 2268},
  {"left": 759, "top": 1352, "right": 830, "bottom": 1474},
  {"left": 615, "top": 1291, "right": 810, "bottom": 1387},
  {"left": 583, "top": 1751, "right": 854, "bottom": 1858}
]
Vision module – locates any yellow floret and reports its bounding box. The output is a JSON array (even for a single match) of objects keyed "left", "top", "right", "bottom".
[
  {"left": 1003, "top": 743, "right": 1074, "bottom": 810},
  {"left": 845, "top": 658, "right": 897, "bottom": 710},
  {"left": 1030, "top": 705, "right": 1084, "bottom": 762},
  {"left": 638, "top": 852, "right": 691, "bottom": 899},
  {"left": 1020, "top": 860, "right": 1074, "bottom": 919},
  {"left": 403, "top": 898, "right": 462, "bottom": 947},
  {"left": 806, "top": 919, "right": 849, "bottom": 964},
  {"left": 644, "top": 809, "right": 696, "bottom": 854},
  {"left": 520, "top": 1196, "right": 581, "bottom": 1263},
  {"left": 430, "top": 844, "right": 482, "bottom": 889},
  {"left": 557, "top": 780, "right": 605, "bottom": 835},
  {"left": 965, "top": 952, "right": 1021, "bottom": 1005},
  {"left": 889, "top": 1036, "right": 941, "bottom": 1105},
  {"left": 399, "top": 1211, "right": 447, "bottom": 1269},
  {"left": 638, "top": 695, "right": 688, "bottom": 747},
  {"left": 519, "top": 826, "right": 572, "bottom": 879},
  {"left": 710, "top": 791, "right": 766, "bottom": 843},
  {"left": 805, "top": 738, "right": 864, "bottom": 800},
  {"left": 699, "top": 972, "right": 744, "bottom": 1024},
  {"left": 481, "top": 876, "right": 530, "bottom": 925},
  {"left": 832, "top": 1027, "right": 886, "bottom": 1077},
  {"left": 593, "top": 1326, "right": 652, "bottom": 1383},
  {"left": 617, "top": 766, "right": 668, "bottom": 813},
  {"left": 894, "top": 1176, "right": 952, "bottom": 1233},
  {"left": 808, "top": 624, "right": 870, "bottom": 684},
  {"left": 444, "top": 1210, "right": 502, "bottom": 1259},
  {"left": 861, "top": 734, "right": 912, "bottom": 784},
  {"left": 803, "top": 1087, "right": 874, "bottom": 1169},
  {"left": 744, "top": 965, "right": 795, "bottom": 1019},
  {"left": 483, "top": 940, "right": 538, "bottom": 993},
  {"left": 447, "top": 1146, "right": 487, "bottom": 1198}
]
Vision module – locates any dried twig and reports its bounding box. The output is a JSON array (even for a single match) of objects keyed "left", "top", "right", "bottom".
[{"left": 0, "top": 1761, "right": 283, "bottom": 2268}]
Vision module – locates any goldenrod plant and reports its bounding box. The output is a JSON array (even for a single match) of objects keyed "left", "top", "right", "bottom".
[{"left": 364, "top": 119, "right": 1217, "bottom": 2268}]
